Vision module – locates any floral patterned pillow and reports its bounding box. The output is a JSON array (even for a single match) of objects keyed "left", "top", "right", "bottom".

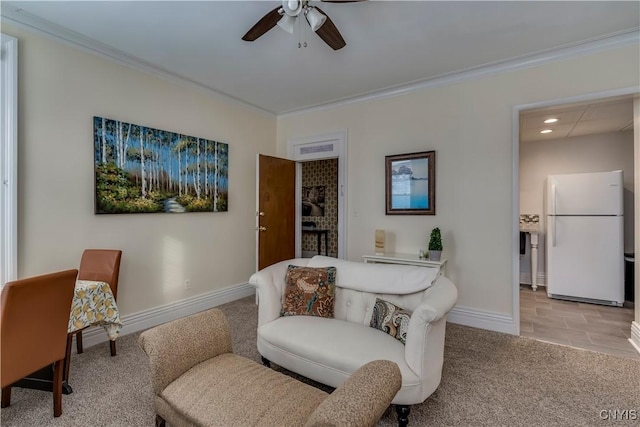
[
  {"left": 370, "top": 298, "right": 412, "bottom": 345},
  {"left": 281, "top": 266, "right": 336, "bottom": 318}
]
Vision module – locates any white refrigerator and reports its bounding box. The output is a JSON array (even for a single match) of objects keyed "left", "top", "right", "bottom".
[{"left": 545, "top": 170, "right": 624, "bottom": 306}]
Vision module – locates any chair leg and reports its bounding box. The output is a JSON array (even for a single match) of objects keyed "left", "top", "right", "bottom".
[
  {"left": 110, "top": 340, "right": 117, "bottom": 357},
  {"left": 155, "top": 414, "right": 166, "bottom": 427},
  {"left": 261, "top": 356, "right": 271, "bottom": 368},
  {"left": 396, "top": 405, "right": 410, "bottom": 427},
  {"left": 64, "top": 334, "right": 73, "bottom": 382},
  {"left": 76, "top": 330, "right": 84, "bottom": 354},
  {"left": 1, "top": 387, "right": 11, "bottom": 408},
  {"left": 53, "top": 359, "right": 63, "bottom": 417}
]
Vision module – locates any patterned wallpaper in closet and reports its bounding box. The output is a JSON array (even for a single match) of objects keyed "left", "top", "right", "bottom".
[{"left": 301, "top": 159, "right": 338, "bottom": 257}]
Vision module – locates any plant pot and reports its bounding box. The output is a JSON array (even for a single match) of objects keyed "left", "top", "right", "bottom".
[{"left": 429, "top": 250, "right": 442, "bottom": 261}]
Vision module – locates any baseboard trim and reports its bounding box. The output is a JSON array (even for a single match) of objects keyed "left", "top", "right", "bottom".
[
  {"left": 79, "top": 282, "right": 255, "bottom": 349},
  {"left": 81, "top": 283, "right": 543, "bottom": 345},
  {"left": 630, "top": 321, "right": 640, "bottom": 355},
  {"left": 447, "top": 305, "right": 517, "bottom": 335},
  {"left": 519, "top": 272, "right": 546, "bottom": 286}
]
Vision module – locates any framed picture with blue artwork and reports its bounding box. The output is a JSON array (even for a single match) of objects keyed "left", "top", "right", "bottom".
[{"left": 385, "top": 151, "right": 435, "bottom": 215}]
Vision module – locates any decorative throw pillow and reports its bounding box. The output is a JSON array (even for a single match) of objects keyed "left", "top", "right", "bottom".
[
  {"left": 281, "top": 266, "right": 336, "bottom": 318},
  {"left": 370, "top": 298, "right": 412, "bottom": 345}
]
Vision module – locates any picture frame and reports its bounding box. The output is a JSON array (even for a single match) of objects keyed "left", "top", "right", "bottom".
[
  {"left": 93, "top": 116, "right": 228, "bottom": 214},
  {"left": 385, "top": 150, "right": 435, "bottom": 215},
  {"left": 302, "top": 185, "right": 326, "bottom": 216}
]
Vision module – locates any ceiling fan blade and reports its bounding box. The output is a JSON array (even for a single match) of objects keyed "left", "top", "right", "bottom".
[
  {"left": 242, "top": 7, "right": 282, "bottom": 41},
  {"left": 313, "top": 7, "right": 346, "bottom": 50}
]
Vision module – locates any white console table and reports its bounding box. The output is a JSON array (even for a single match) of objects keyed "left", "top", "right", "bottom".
[
  {"left": 362, "top": 253, "right": 447, "bottom": 276},
  {"left": 520, "top": 227, "right": 539, "bottom": 291},
  {"left": 520, "top": 214, "right": 540, "bottom": 291}
]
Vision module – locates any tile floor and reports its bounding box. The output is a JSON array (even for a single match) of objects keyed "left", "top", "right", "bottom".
[{"left": 519, "top": 285, "right": 639, "bottom": 360}]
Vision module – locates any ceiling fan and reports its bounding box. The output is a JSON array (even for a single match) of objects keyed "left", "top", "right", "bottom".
[{"left": 242, "top": 0, "right": 365, "bottom": 51}]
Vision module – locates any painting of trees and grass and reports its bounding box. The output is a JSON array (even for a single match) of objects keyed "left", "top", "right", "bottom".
[{"left": 94, "top": 117, "right": 228, "bottom": 214}]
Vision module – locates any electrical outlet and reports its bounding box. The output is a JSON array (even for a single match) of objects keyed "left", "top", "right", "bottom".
[{"left": 184, "top": 279, "right": 191, "bottom": 290}]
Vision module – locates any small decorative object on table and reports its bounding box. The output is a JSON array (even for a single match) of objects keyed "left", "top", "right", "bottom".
[
  {"left": 375, "top": 229, "right": 385, "bottom": 255},
  {"left": 428, "top": 227, "right": 443, "bottom": 261}
]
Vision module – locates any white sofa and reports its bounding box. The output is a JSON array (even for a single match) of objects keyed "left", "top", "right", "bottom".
[{"left": 249, "top": 255, "right": 458, "bottom": 427}]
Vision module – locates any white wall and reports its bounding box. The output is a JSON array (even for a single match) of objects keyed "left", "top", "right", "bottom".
[
  {"left": 6, "top": 24, "right": 276, "bottom": 316},
  {"left": 519, "top": 131, "right": 635, "bottom": 283},
  {"left": 277, "top": 45, "right": 639, "bottom": 317}
]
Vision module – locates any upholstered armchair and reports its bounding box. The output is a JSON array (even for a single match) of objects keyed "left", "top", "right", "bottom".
[
  {"left": 1, "top": 269, "right": 78, "bottom": 417},
  {"left": 139, "top": 308, "right": 402, "bottom": 427}
]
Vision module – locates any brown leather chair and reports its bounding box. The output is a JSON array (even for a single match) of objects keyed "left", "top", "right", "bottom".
[
  {"left": 1, "top": 269, "right": 78, "bottom": 417},
  {"left": 71, "top": 249, "right": 122, "bottom": 357}
]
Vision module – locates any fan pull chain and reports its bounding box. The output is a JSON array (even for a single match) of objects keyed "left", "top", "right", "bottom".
[
  {"left": 296, "top": 14, "right": 308, "bottom": 48},
  {"left": 303, "top": 14, "right": 308, "bottom": 48},
  {"left": 302, "top": 14, "right": 309, "bottom": 47}
]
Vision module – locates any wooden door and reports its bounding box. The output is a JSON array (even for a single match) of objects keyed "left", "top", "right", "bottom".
[{"left": 257, "top": 154, "right": 296, "bottom": 270}]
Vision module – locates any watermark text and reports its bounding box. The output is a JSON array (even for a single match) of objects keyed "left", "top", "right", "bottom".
[{"left": 599, "top": 409, "right": 638, "bottom": 421}]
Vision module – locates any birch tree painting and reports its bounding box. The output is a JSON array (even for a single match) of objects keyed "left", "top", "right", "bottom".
[{"left": 94, "top": 117, "right": 229, "bottom": 214}]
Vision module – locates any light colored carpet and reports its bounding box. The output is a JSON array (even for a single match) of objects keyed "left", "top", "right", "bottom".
[{"left": 1, "top": 296, "right": 638, "bottom": 426}]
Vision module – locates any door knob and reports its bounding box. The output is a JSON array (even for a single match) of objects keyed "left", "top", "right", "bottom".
[
  {"left": 257, "top": 212, "right": 265, "bottom": 217},
  {"left": 258, "top": 226, "right": 267, "bottom": 232}
]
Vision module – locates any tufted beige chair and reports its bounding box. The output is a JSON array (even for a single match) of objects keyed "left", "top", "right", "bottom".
[{"left": 139, "top": 308, "right": 402, "bottom": 427}]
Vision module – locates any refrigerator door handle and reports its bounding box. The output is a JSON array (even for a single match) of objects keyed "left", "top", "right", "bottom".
[{"left": 551, "top": 183, "right": 557, "bottom": 247}]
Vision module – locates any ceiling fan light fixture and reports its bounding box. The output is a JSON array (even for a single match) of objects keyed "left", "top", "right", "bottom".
[
  {"left": 277, "top": 14, "right": 296, "bottom": 34},
  {"left": 282, "top": 0, "right": 303, "bottom": 16},
  {"left": 305, "top": 6, "right": 327, "bottom": 32},
  {"left": 241, "top": 0, "right": 348, "bottom": 50}
]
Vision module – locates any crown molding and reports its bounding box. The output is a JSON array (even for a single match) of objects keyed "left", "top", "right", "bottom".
[
  {"left": 279, "top": 29, "right": 640, "bottom": 118},
  {"left": 0, "top": 5, "right": 276, "bottom": 118},
  {"left": 2, "top": 3, "right": 637, "bottom": 119}
]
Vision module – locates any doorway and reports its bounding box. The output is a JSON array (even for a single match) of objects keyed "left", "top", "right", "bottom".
[
  {"left": 514, "top": 92, "right": 638, "bottom": 359},
  {"left": 300, "top": 159, "right": 338, "bottom": 258},
  {"left": 1, "top": 33, "right": 18, "bottom": 286},
  {"left": 289, "top": 131, "right": 347, "bottom": 259}
]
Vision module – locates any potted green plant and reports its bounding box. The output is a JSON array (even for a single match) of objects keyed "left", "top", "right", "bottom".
[{"left": 428, "top": 227, "right": 443, "bottom": 261}]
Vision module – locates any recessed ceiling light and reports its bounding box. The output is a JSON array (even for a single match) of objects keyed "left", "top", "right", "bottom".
[
  {"left": 544, "top": 118, "right": 558, "bottom": 124},
  {"left": 540, "top": 129, "right": 553, "bottom": 134}
]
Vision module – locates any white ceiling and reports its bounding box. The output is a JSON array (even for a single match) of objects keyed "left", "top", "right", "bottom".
[{"left": 2, "top": 1, "right": 639, "bottom": 115}]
